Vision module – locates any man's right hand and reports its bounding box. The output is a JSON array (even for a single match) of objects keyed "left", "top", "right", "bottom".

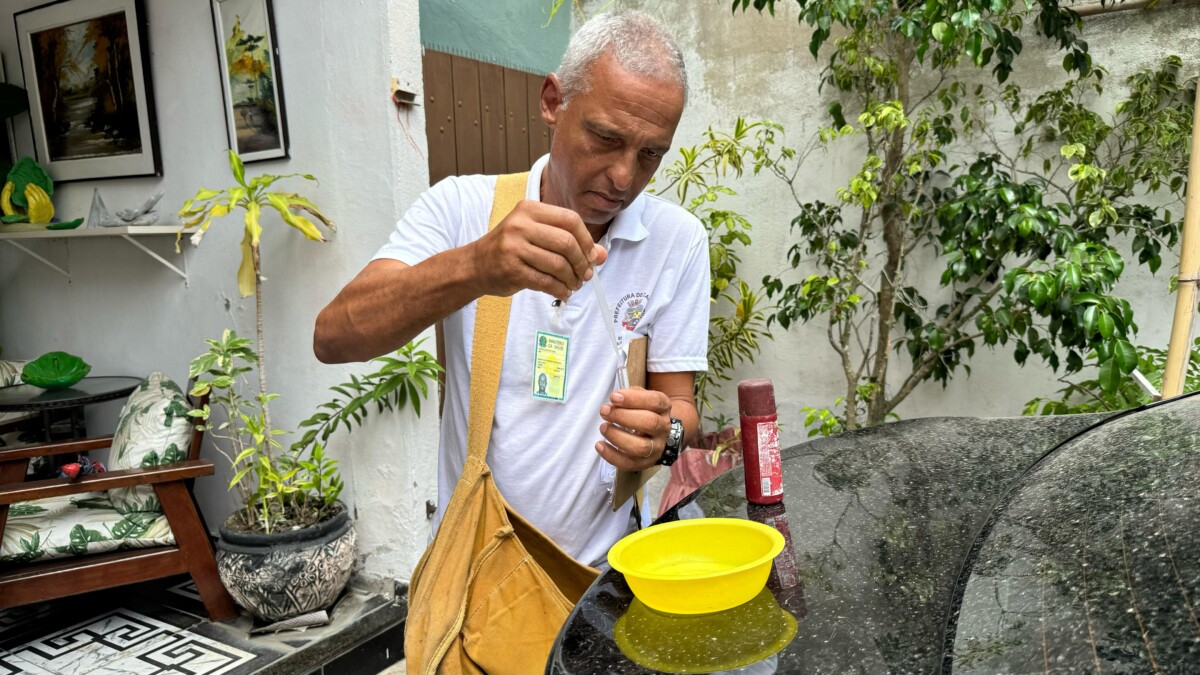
[{"left": 470, "top": 200, "right": 608, "bottom": 301}]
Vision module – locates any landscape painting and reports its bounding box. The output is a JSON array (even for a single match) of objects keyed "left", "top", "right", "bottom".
[
  {"left": 15, "top": 0, "right": 160, "bottom": 181},
  {"left": 212, "top": 0, "right": 288, "bottom": 162}
]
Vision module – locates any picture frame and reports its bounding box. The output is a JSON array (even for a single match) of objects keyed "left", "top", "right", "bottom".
[
  {"left": 13, "top": 0, "right": 161, "bottom": 182},
  {"left": 210, "top": 0, "right": 289, "bottom": 163},
  {"left": 0, "top": 54, "right": 20, "bottom": 172}
]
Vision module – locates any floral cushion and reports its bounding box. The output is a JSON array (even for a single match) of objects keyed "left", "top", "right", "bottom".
[
  {"left": 0, "top": 359, "right": 24, "bottom": 387},
  {"left": 0, "top": 360, "right": 45, "bottom": 477},
  {"left": 0, "top": 373, "right": 189, "bottom": 564},
  {"left": 107, "top": 373, "right": 193, "bottom": 512},
  {"left": 0, "top": 359, "right": 33, "bottom": 431},
  {"left": 1, "top": 492, "right": 174, "bottom": 564}
]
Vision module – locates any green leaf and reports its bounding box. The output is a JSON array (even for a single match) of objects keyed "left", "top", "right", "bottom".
[
  {"left": 1062, "top": 263, "right": 1081, "bottom": 291},
  {"left": 1114, "top": 340, "right": 1138, "bottom": 373},
  {"left": 1098, "top": 312, "right": 1115, "bottom": 340},
  {"left": 229, "top": 150, "right": 246, "bottom": 187},
  {"left": 1101, "top": 249, "right": 1124, "bottom": 276},
  {"left": 931, "top": 22, "right": 948, "bottom": 44},
  {"left": 1098, "top": 357, "right": 1121, "bottom": 394},
  {"left": 1082, "top": 305, "right": 1097, "bottom": 334}
]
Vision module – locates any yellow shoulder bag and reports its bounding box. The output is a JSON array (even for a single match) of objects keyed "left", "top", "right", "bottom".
[{"left": 404, "top": 173, "right": 600, "bottom": 675}]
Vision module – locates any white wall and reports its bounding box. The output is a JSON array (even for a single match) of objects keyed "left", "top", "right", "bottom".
[
  {"left": 584, "top": 2, "right": 1197, "bottom": 447},
  {"left": 0, "top": 0, "right": 439, "bottom": 584}
]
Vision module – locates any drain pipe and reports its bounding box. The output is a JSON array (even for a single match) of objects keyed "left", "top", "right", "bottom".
[{"left": 1160, "top": 70, "right": 1200, "bottom": 399}]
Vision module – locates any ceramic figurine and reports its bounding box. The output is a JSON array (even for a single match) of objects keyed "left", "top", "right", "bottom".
[
  {"left": 88, "top": 188, "right": 164, "bottom": 228},
  {"left": 0, "top": 156, "right": 82, "bottom": 229}
]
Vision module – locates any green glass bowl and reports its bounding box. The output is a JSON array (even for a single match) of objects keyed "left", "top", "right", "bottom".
[{"left": 21, "top": 352, "right": 91, "bottom": 390}]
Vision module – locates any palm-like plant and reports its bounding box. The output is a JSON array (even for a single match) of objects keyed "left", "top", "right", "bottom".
[{"left": 177, "top": 150, "right": 335, "bottom": 428}]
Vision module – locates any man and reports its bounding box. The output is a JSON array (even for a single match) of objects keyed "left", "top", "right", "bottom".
[{"left": 313, "top": 10, "right": 708, "bottom": 566}]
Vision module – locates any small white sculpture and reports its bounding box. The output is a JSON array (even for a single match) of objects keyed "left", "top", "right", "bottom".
[{"left": 88, "top": 189, "right": 164, "bottom": 228}]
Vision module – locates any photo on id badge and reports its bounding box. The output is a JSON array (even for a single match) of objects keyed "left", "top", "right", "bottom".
[{"left": 533, "top": 331, "right": 569, "bottom": 402}]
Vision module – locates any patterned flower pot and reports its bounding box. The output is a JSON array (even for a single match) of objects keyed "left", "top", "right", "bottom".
[{"left": 215, "top": 505, "right": 357, "bottom": 622}]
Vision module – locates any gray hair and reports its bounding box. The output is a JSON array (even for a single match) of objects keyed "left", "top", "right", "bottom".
[{"left": 556, "top": 10, "right": 688, "bottom": 107}]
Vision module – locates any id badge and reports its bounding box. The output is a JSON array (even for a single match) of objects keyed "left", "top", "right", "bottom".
[{"left": 532, "top": 330, "right": 569, "bottom": 403}]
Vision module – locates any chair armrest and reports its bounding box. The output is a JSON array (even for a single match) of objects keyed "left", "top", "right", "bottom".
[
  {"left": 0, "top": 460, "right": 215, "bottom": 505},
  {"left": 0, "top": 437, "right": 114, "bottom": 463}
]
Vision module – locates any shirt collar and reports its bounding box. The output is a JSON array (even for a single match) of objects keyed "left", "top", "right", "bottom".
[{"left": 528, "top": 154, "right": 650, "bottom": 244}]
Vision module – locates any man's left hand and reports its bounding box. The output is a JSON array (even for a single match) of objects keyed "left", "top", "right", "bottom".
[{"left": 595, "top": 387, "right": 672, "bottom": 471}]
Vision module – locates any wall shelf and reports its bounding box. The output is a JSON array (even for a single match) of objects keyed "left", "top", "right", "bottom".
[{"left": 0, "top": 226, "right": 196, "bottom": 283}]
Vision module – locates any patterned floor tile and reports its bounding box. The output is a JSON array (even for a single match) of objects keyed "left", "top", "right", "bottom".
[
  {"left": 181, "top": 620, "right": 287, "bottom": 674},
  {"left": 83, "top": 629, "right": 256, "bottom": 675},
  {"left": 0, "top": 582, "right": 404, "bottom": 675},
  {"left": 0, "top": 652, "right": 55, "bottom": 674},
  {"left": 8, "top": 608, "right": 187, "bottom": 675},
  {"left": 128, "top": 575, "right": 210, "bottom": 619}
]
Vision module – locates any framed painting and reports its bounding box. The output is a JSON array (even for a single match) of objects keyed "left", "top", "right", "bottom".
[
  {"left": 13, "top": 0, "right": 161, "bottom": 182},
  {"left": 0, "top": 54, "right": 21, "bottom": 174},
  {"left": 211, "top": 0, "right": 289, "bottom": 162}
]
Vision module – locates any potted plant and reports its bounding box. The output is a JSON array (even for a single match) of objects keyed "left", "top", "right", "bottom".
[
  {"left": 178, "top": 150, "right": 334, "bottom": 430},
  {"left": 190, "top": 330, "right": 441, "bottom": 622},
  {"left": 189, "top": 329, "right": 352, "bottom": 622}
]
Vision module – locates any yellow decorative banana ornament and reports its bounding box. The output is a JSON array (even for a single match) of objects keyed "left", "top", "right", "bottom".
[
  {"left": 0, "top": 181, "right": 13, "bottom": 217},
  {"left": 25, "top": 183, "right": 54, "bottom": 224}
]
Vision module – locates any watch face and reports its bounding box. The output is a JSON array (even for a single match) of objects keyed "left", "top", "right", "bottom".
[
  {"left": 667, "top": 418, "right": 683, "bottom": 449},
  {"left": 659, "top": 418, "right": 685, "bottom": 467}
]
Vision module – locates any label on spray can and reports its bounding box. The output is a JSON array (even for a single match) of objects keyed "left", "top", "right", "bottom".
[{"left": 757, "top": 421, "right": 782, "bottom": 497}]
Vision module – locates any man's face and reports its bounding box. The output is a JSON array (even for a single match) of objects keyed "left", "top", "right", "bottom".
[{"left": 540, "top": 51, "right": 685, "bottom": 228}]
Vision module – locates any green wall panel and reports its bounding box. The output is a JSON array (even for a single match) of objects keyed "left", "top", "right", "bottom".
[{"left": 419, "top": 0, "right": 570, "bottom": 75}]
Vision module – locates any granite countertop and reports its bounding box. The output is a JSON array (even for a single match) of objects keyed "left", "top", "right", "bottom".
[{"left": 549, "top": 398, "right": 1200, "bottom": 674}]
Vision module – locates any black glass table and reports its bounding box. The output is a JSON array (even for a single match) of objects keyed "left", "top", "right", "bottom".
[
  {"left": 548, "top": 397, "right": 1200, "bottom": 674},
  {"left": 0, "top": 376, "right": 141, "bottom": 441}
]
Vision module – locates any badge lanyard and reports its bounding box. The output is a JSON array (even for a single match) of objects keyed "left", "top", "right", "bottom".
[{"left": 532, "top": 232, "right": 626, "bottom": 404}]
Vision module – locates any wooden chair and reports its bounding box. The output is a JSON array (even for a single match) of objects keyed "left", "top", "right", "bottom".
[{"left": 0, "top": 377, "right": 237, "bottom": 621}]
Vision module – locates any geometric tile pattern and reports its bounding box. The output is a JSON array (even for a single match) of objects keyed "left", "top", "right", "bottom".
[
  {"left": 0, "top": 609, "right": 254, "bottom": 675},
  {"left": 0, "top": 578, "right": 404, "bottom": 675},
  {"left": 166, "top": 580, "right": 202, "bottom": 604}
]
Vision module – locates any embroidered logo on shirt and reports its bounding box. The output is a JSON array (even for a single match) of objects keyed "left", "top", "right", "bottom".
[{"left": 614, "top": 292, "right": 649, "bottom": 332}]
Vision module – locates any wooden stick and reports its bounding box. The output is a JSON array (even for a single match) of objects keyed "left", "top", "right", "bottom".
[{"left": 1161, "top": 70, "right": 1200, "bottom": 399}]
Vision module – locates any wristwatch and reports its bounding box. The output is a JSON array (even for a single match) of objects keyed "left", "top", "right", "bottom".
[{"left": 657, "top": 417, "right": 684, "bottom": 467}]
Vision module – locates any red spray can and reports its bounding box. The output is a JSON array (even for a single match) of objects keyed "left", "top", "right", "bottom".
[{"left": 738, "top": 378, "right": 782, "bottom": 504}]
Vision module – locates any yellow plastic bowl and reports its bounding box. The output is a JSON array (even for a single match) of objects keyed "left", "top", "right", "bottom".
[{"left": 608, "top": 518, "right": 785, "bottom": 615}]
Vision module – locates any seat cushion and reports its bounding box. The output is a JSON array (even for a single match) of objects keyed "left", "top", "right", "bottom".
[
  {"left": 0, "top": 373, "right": 189, "bottom": 563},
  {"left": 1, "top": 492, "right": 173, "bottom": 563}
]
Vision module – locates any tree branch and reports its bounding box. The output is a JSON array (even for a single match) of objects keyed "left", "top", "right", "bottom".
[{"left": 885, "top": 331, "right": 985, "bottom": 413}]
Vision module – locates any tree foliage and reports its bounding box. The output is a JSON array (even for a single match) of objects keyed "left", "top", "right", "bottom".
[
  {"left": 732, "top": 0, "right": 1195, "bottom": 432},
  {"left": 651, "top": 119, "right": 799, "bottom": 417},
  {"left": 1024, "top": 336, "right": 1200, "bottom": 415}
]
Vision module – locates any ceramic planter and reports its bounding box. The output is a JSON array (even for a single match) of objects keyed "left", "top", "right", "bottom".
[{"left": 215, "top": 505, "right": 357, "bottom": 622}]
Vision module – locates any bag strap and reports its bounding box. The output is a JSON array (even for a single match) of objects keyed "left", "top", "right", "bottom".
[{"left": 466, "top": 172, "right": 528, "bottom": 463}]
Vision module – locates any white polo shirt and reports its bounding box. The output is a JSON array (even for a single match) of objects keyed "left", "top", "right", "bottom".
[{"left": 373, "top": 154, "right": 709, "bottom": 564}]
